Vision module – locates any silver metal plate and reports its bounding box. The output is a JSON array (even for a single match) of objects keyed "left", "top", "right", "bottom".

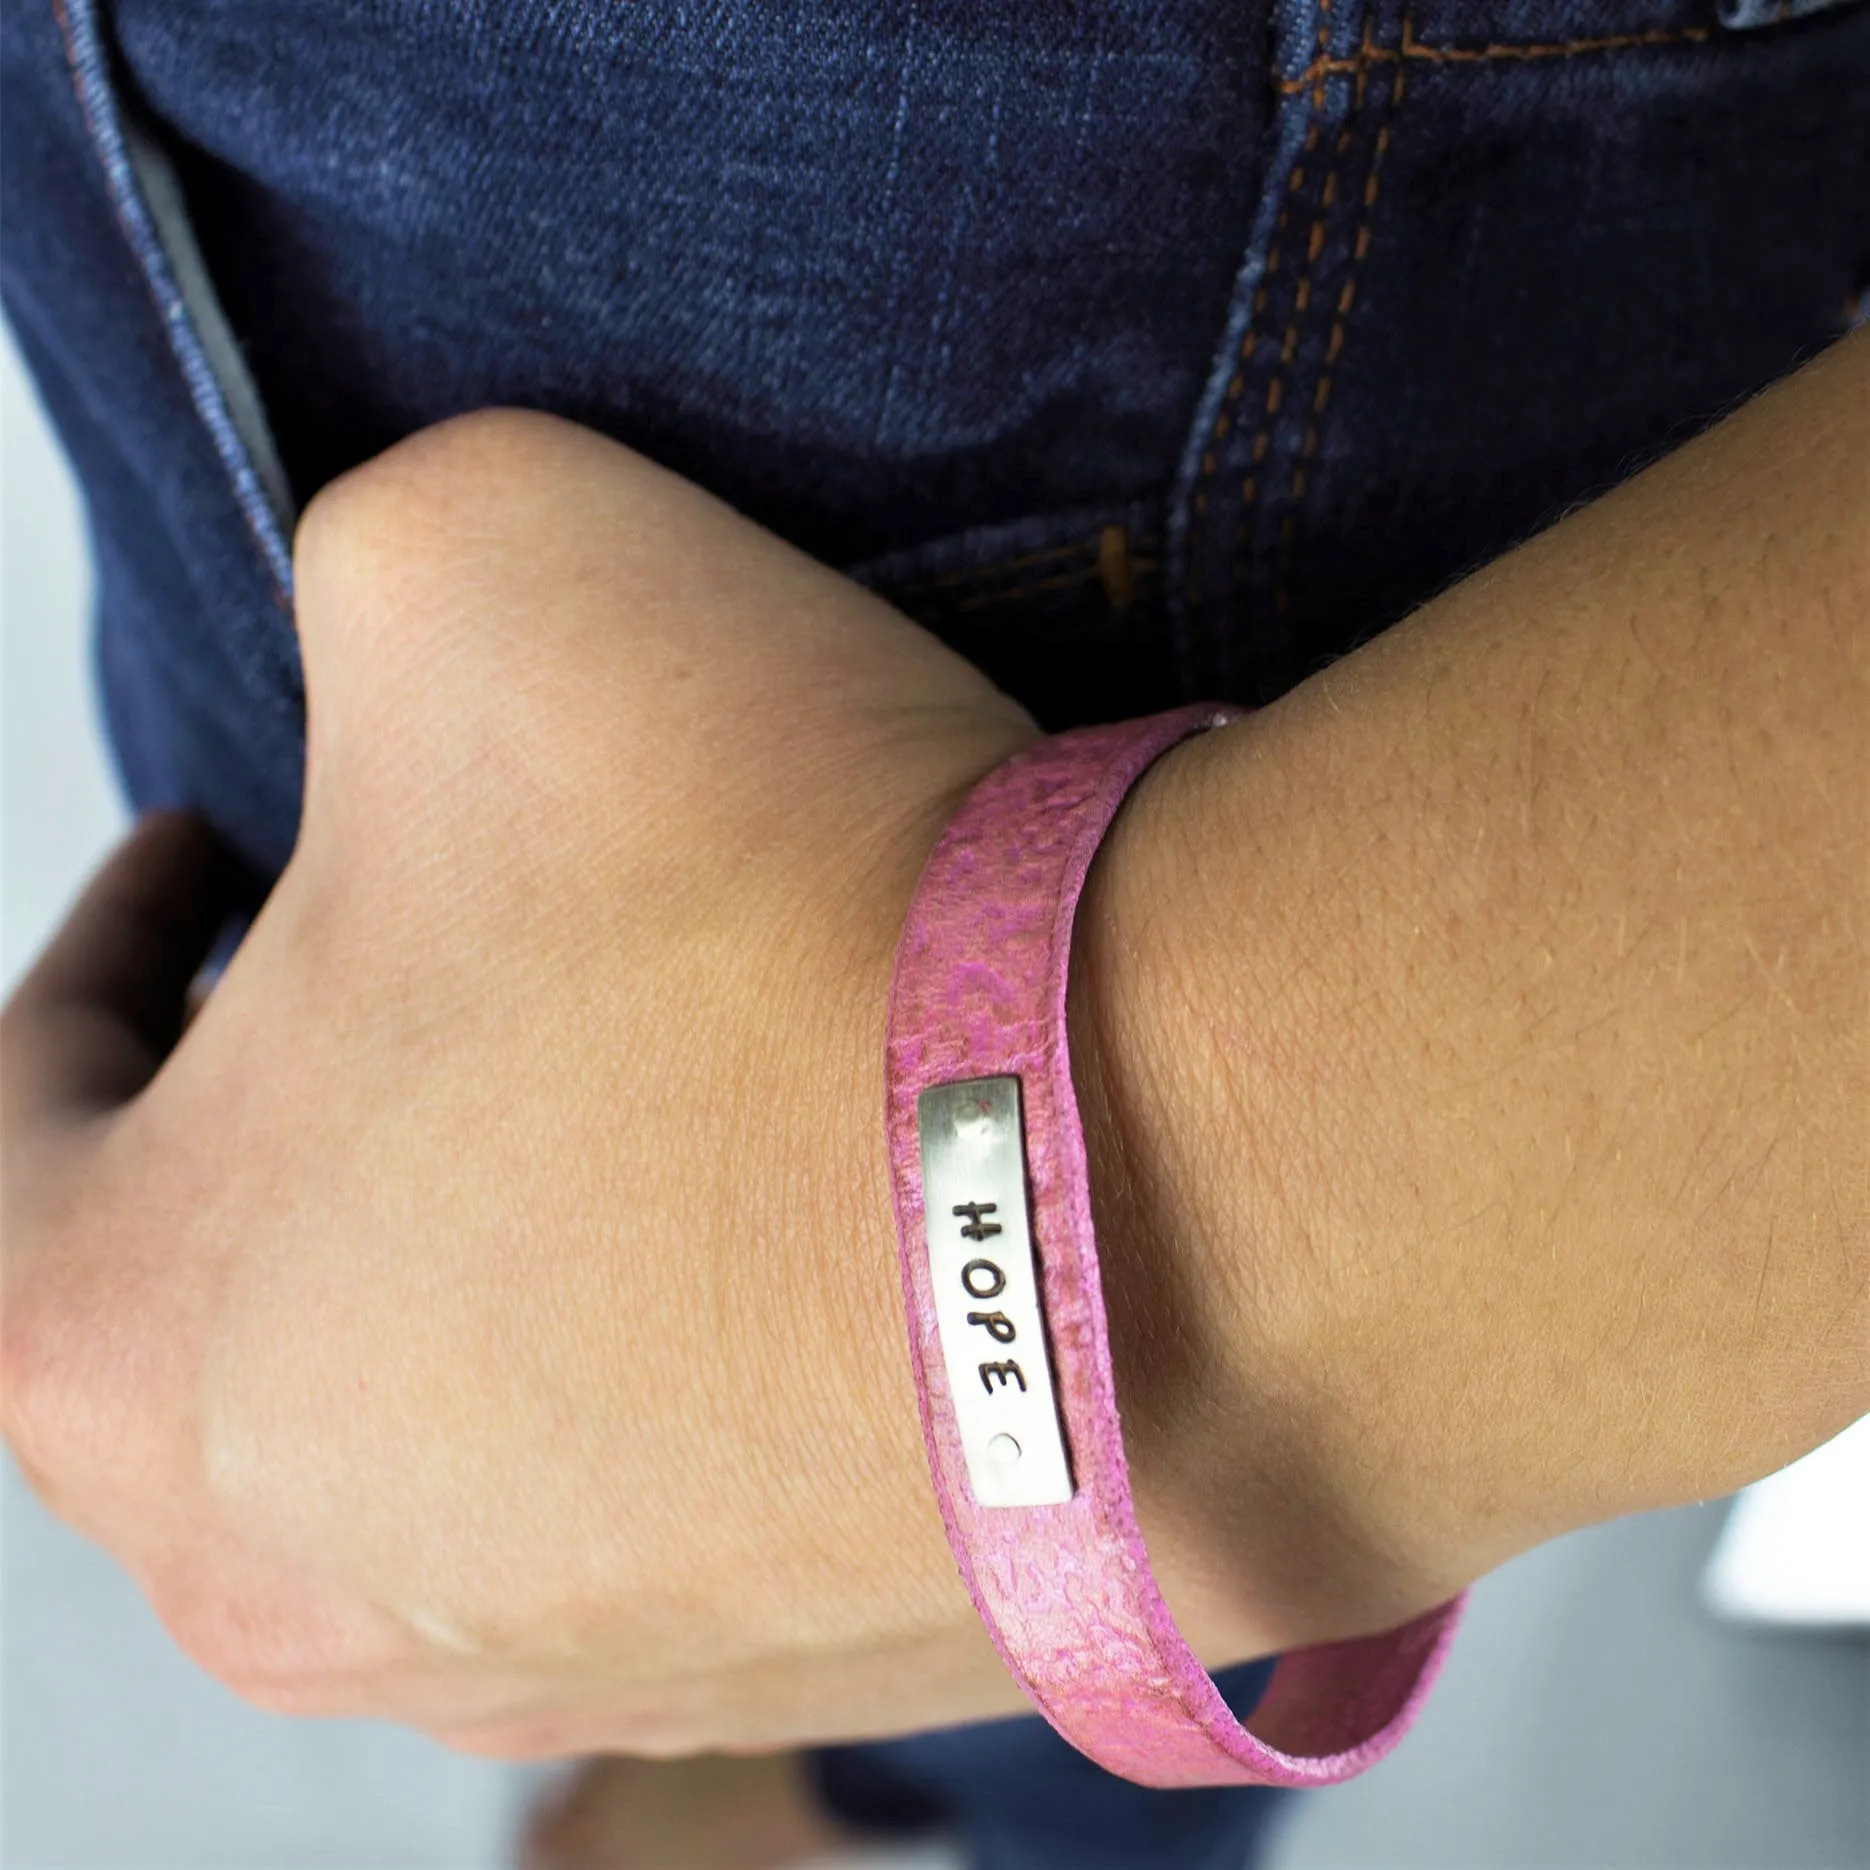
[{"left": 915, "top": 1077, "right": 1074, "bottom": 1508}]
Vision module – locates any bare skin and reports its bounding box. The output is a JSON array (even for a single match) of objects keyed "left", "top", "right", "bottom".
[
  {"left": 1071, "top": 326, "right": 1868, "bottom": 1677},
  {"left": 1, "top": 327, "right": 1863, "bottom": 1821}
]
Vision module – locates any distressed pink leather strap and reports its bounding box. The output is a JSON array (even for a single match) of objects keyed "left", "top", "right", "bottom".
[{"left": 884, "top": 704, "right": 1463, "bottom": 1789}]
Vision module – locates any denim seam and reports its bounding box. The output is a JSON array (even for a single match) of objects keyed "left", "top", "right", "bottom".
[
  {"left": 1168, "top": 3, "right": 1738, "bottom": 702},
  {"left": 1278, "top": 18, "right": 1715, "bottom": 92},
  {"left": 1171, "top": 2, "right": 1338, "bottom": 699},
  {"left": 1269, "top": 19, "right": 1408, "bottom": 630},
  {"left": 1222, "top": 0, "right": 1355, "bottom": 697},
  {"left": 1212, "top": 117, "right": 1315, "bottom": 611},
  {"left": 1192, "top": 4, "right": 1336, "bottom": 552},
  {"left": 50, "top": 0, "right": 296, "bottom": 608}
]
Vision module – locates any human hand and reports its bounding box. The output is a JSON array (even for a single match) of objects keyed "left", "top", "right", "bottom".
[{"left": 2, "top": 410, "right": 1083, "bottom": 1758}]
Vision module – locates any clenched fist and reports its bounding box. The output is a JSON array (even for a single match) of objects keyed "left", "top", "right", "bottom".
[{"left": 2, "top": 410, "right": 1087, "bottom": 1757}]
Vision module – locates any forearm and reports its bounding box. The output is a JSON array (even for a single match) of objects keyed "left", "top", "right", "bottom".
[{"left": 1074, "top": 329, "right": 1869, "bottom": 1663}]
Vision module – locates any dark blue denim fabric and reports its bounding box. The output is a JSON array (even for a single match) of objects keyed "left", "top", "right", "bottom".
[
  {"left": 1719, "top": 0, "right": 1857, "bottom": 26},
  {"left": 4, "top": 2, "right": 1868, "bottom": 1866},
  {"left": 4, "top": 1, "right": 1867, "bottom": 876}
]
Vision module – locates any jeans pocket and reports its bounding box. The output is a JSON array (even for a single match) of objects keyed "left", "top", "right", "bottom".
[
  {"left": 55, "top": 0, "right": 294, "bottom": 595},
  {"left": 5, "top": 0, "right": 307, "bottom": 870}
]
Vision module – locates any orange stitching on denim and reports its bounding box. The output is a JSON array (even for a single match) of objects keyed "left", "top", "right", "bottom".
[
  {"left": 1272, "top": 40, "right": 1405, "bottom": 623},
  {"left": 894, "top": 548, "right": 1164, "bottom": 616},
  {"left": 888, "top": 530, "right": 1164, "bottom": 599},
  {"left": 1193, "top": 123, "right": 1315, "bottom": 524},
  {"left": 1186, "top": 0, "right": 1333, "bottom": 636},
  {"left": 1230, "top": 2, "right": 1360, "bottom": 671},
  {"left": 1276, "top": 18, "right": 1712, "bottom": 91},
  {"left": 1097, "top": 524, "right": 1137, "bottom": 613},
  {"left": 1351, "top": 7, "right": 1375, "bottom": 110},
  {"left": 944, "top": 556, "right": 1162, "bottom": 615}
]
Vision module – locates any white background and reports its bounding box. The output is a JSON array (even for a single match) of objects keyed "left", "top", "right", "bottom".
[{"left": 2, "top": 320, "right": 1865, "bottom": 1870}]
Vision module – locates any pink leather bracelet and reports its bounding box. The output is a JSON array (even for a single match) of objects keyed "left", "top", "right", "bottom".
[{"left": 884, "top": 703, "right": 1463, "bottom": 1789}]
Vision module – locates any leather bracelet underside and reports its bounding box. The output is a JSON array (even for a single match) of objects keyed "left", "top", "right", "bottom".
[{"left": 884, "top": 703, "right": 1464, "bottom": 1789}]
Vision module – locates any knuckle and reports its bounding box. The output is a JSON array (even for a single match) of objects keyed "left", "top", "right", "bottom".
[
  {"left": 290, "top": 410, "right": 596, "bottom": 716},
  {"left": 293, "top": 407, "right": 575, "bottom": 597}
]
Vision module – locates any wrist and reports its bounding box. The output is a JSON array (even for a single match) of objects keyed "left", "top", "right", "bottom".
[{"left": 1067, "top": 718, "right": 1471, "bottom": 1661}]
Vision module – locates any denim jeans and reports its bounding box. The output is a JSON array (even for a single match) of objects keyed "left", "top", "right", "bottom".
[{"left": 4, "top": 2, "right": 1866, "bottom": 1866}]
